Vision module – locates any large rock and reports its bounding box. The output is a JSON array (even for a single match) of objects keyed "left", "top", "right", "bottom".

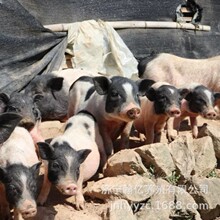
[
  {"left": 134, "top": 143, "right": 176, "bottom": 177},
  {"left": 136, "top": 178, "right": 202, "bottom": 220},
  {"left": 198, "top": 123, "right": 220, "bottom": 159},
  {"left": 103, "top": 149, "right": 149, "bottom": 177},
  {"left": 85, "top": 175, "right": 156, "bottom": 203},
  {"left": 193, "top": 136, "right": 217, "bottom": 177},
  {"left": 188, "top": 177, "right": 220, "bottom": 220},
  {"left": 108, "top": 199, "right": 136, "bottom": 220},
  {"left": 169, "top": 134, "right": 195, "bottom": 179}
]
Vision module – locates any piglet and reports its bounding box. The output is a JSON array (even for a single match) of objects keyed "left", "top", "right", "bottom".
[
  {"left": 134, "top": 82, "right": 188, "bottom": 144},
  {"left": 0, "top": 92, "right": 45, "bottom": 144},
  {"left": 0, "top": 92, "right": 41, "bottom": 130},
  {"left": 37, "top": 110, "right": 106, "bottom": 210},
  {"left": 0, "top": 112, "right": 41, "bottom": 220},
  {"left": 68, "top": 75, "right": 154, "bottom": 155},
  {"left": 24, "top": 68, "right": 100, "bottom": 122},
  {"left": 167, "top": 84, "right": 220, "bottom": 141}
]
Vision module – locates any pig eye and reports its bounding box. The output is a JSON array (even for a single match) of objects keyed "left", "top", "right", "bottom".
[
  {"left": 52, "top": 162, "right": 60, "bottom": 170},
  {"left": 7, "top": 106, "right": 20, "bottom": 112},
  {"left": 9, "top": 185, "right": 18, "bottom": 195},
  {"left": 111, "top": 91, "right": 119, "bottom": 98}
]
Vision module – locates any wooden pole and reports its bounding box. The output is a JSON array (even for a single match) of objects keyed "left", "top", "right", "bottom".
[{"left": 44, "top": 21, "right": 211, "bottom": 32}]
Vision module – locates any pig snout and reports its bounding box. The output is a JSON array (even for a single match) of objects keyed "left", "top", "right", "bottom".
[
  {"left": 127, "top": 108, "right": 141, "bottom": 119},
  {"left": 20, "top": 201, "right": 37, "bottom": 218},
  {"left": 204, "top": 109, "right": 217, "bottom": 119},
  {"left": 58, "top": 183, "right": 77, "bottom": 195},
  {"left": 167, "top": 107, "right": 181, "bottom": 117},
  {"left": 19, "top": 118, "right": 35, "bottom": 130}
]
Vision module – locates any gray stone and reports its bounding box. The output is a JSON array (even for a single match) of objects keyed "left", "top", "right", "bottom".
[
  {"left": 198, "top": 123, "right": 220, "bottom": 159},
  {"left": 103, "top": 149, "right": 149, "bottom": 177},
  {"left": 135, "top": 178, "right": 201, "bottom": 220},
  {"left": 169, "top": 134, "right": 195, "bottom": 179},
  {"left": 134, "top": 143, "right": 176, "bottom": 177},
  {"left": 188, "top": 177, "right": 220, "bottom": 220},
  {"left": 193, "top": 136, "right": 217, "bottom": 177},
  {"left": 85, "top": 175, "right": 156, "bottom": 203},
  {"left": 108, "top": 199, "right": 136, "bottom": 220}
]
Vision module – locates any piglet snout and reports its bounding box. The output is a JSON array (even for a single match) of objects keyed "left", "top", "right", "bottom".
[
  {"left": 21, "top": 208, "right": 37, "bottom": 218},
  {"left": 59, "top": 184, "right": 77, "bottom": 195},
  {"left": 20, "top": 202, "right": 37, "bottom": 218},
  {"left": 127, "top": 108, "right": 141, "bottom": 119},
  {"left": 204, "top": 110, "right": 217, "bottom": 119},
  {"left": 168, "top": 107, "right": 181, "bottom": 117}
]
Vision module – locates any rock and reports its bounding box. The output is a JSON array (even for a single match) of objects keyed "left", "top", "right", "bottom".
[
  {"left": 188, "top": 177, "right": 220, "bottom": 220},
  {"left": 169, "top": 134, "right": 195, "bottom": 179},
  {"left": 198, "top": 123, "right": 220, "bottom": 159},
  {"left": 103, "top": 149, "right": 149, "bottom": 177},
  {"left": 85, "top": 175, "right": 156, "bottom": 203},
  {"left": 134, "top": 143, "right": 176, "bottom": 177},
  {"left": 108, "top": 199, "right": 136, "bottom": 220},
  {"left": 193, "top": 136, "right": 217, "bottom": 177},
  {"left": 135, "top": 178, "right": 201, "bottom": 220}
]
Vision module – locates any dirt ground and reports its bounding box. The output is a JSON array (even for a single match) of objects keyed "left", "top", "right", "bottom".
[{"left": 33, "top": 117, "right": 220, "bottom": 220}]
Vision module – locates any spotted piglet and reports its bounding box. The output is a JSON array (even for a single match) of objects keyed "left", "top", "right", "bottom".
[
  {"left": 37, "top": 110, "right": 106, "bottom": 210},
  {"left": 0, "top": 113, "right": 41, "bottom": 220},
  {"left": 68, "top": 76, "right": 154, "bottom": 155},
  {"left": 167, "top": 84, "right": 220, "bottom": 141},
  {"left": 134, "top": 82, "right": 189, "bottom": 144}
]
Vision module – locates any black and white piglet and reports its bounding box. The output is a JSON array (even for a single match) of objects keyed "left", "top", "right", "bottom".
[
  {"left": 37, "top": 110, "right": 106, "bottom": 210},
  {"left": 167, "top": 84, "right": 220, "bottom": 141},
  {"left": 68, "top": 75, "right": 154, "bottom": 155},
  {"left": 134, "top": 82, "right": 188, "bottom": 144},
  {"left": 0, "top": 112, "right": 41, "bottom": 220}
]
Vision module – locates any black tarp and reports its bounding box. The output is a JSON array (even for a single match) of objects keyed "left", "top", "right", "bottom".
[{"left": 0, "top": 0, "right": 220, "bottom": 94}]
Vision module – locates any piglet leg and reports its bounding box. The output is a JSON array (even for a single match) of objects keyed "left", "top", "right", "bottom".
[
  {"left": 13, "top": 209, "right": 23, "bottom": 220},
  {"left": 29, "top": 120, "right": 45, "bottom": 144},
  {"left": 119, "top": 121, "right": 133, "bottom": 150},
  {"left": 75, "top": 166, "right": 85, "bottom": 210},
  {"left": 100, "top": 128, "right": 114, "bottom": 156},
  {"left": 190, "top": 117, "right": 198, "bottom": 138},
  {"left": 37, "top": 162, "right": 52, "bottom": 205}
]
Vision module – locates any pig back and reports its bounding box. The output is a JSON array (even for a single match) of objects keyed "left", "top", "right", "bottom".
[{"left": 0, "top": 127, "right": 39, "bottom": 168}]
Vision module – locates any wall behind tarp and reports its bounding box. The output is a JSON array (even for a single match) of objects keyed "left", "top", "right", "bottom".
[
  {"left": 0, "top": 0, "right": 219, "bottom": 94},
  {"left": 18, "top": 0, "right": 220, "bottom": 60}
]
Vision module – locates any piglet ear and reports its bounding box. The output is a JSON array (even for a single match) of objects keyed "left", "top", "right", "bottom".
[
  {"left": 47, "top": 77, "right": 64, "bottom": 91},
  {"left": 0, "top": 113, "right": 22, "bottom": 144},
  {"left": 0, "top": 167, "right": 6, "bottom": 183},
  {"left": 30, "top": 162, "right": 42, "bottom": 177},
  {"left": 0, "top": 93, "right": 10, "bottom": 113},
  {"left": 77, "top": 149, "right": 92, "bottom": 164},
  {"left": 37, "top": 142, "right": 55, "bottom": 160},
  {"left": 178, "top": 88, "right": 190, "bottom": 99},
  {"left": 136, "top": 79, "right": 155, "bottom": 96},
  {"left": 146, "top": 87, "right": 156, "bottom": 101},
  {"left": 93, "top": 76, "right": 111, "bottom": 95}
]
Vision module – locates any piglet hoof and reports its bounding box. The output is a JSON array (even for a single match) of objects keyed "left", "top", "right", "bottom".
[
  {"left": 166, "top": 130, "right": 178, "bottom": 143},
  {"left": 75, "top": 195, "right": 85, "bottom": 210},
  {"left": 192, "top": 128, "right": 198, "bottom": 139},
  {"left": 192, "top": 132, "right": 198, "bottom": 139},
  {"left": 139, "top": 133, "right": 146, "bottom": 142}
]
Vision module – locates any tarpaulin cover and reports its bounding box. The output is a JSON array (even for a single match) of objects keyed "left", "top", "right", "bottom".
[{"left": 0, "top": 0, "right": 219, "bottom": 94}]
